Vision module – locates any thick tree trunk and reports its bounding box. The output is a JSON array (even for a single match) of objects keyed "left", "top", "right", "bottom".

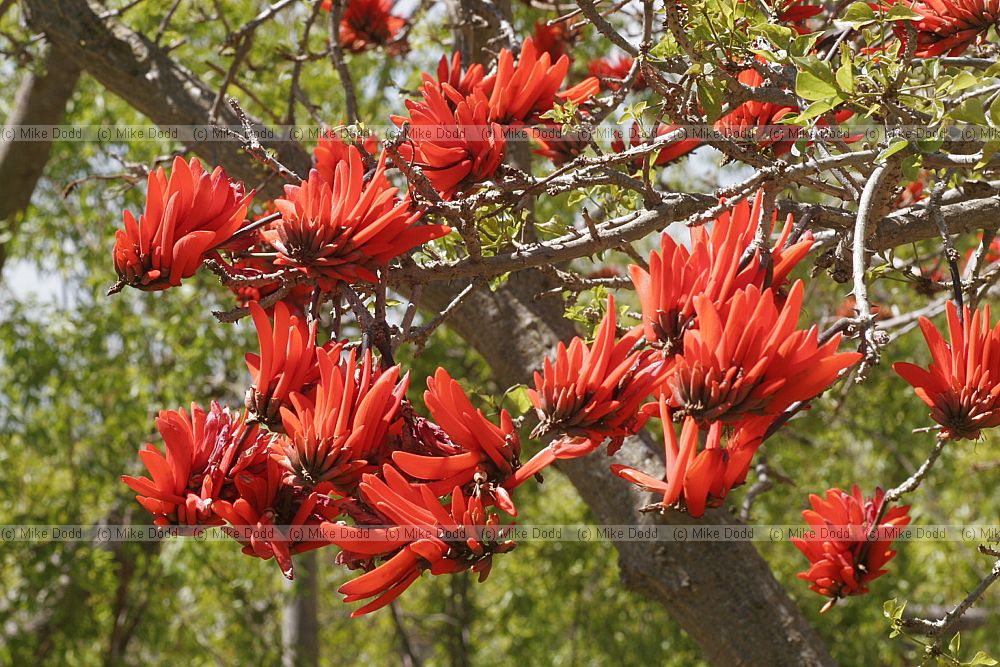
[
  {"left": 423, "top": 271, "right": 839, "bottom": 667},
  {"left": 0, "top": 42, "right": 80, "bottom": 277},
  {"left": 281, "top": 551, "right": 319, "bottom": 667}
]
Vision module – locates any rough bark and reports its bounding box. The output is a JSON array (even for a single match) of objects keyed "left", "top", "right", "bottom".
[
  {"left": 281, "top": 551, "right": 320, "bottom": 667},
  {"left": 422, "top": 271, "right": 838, "bottom": 667},
  {"left": 21, "top": 0, "right": 311, "bottom": 197},
  {"left": 0, "top": 41, "right": 81, "bottom": 277}
]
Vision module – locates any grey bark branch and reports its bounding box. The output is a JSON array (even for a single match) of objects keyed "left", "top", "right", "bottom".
[{"left": 22, "top": 0, "right": 311, "bottom": 198}]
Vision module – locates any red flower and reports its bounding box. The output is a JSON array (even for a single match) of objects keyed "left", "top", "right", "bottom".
[
  {"left": 265, "top": 147, "right": 449, "bottom": 286},
  {"left": 714, "top": 69, "right": 855, "bottom": 155},
  {"left": 666, "top": 281, "right": 862, "bottom": 423},
  {"left": 112, "top": 156, "right": 253, "bottom": 291},
  {"left": 532, "top": 21, "right": 574, "bottom": 62},
  {"left": 611, "top": 123, "right": 702, "bottom": 169},
  {"left": 888, "top": 0, "right": 1000, "bottom": 56},
  {"left": 334, "top": 0, "right": 406, "bottom": 53},
  {"left": 527, "top": 295, "right": 667, "bottom": 448},
  {"left": 629, "top": 190, "right": 813, "bottom": 352},
  {"left": 428, "top": 52, "right": 486, "bottom": 98},
  {"left": 328, "top": 466, "right": 516, "bottom": 616},
  {"left": 776, "top": 0, "right": 823, "bottom": 32},
  {"left": 395, "top": 84, "right": 506, "bottom": 199},
  {"left": 480, "top": 38, "right": 599, "bottom": 124},
  {"left": 392, "top": 368, "right": 521, "bottom": 514},
  {"left": 611, "top": 397, "right": 772, "bottom": 517},
  {"left": 122, "top": 402, "right": 269, "bottom": 526},
  {"left": 245, "top": 301, "right": 329, "bottom": 426},
  {"left": 274, "top": 346, "right": 408, "bottom": 491},
  {"left": 714, "top": 69, "right": 799, "bottom": 155},
  {"left": 894, "top": 302, "right": 1000, "bottom": 440},
  {"left": 792, "top": 486, "right": 911, "bottom": 606},
  {"left": 588, "top": 55, "right": 645, "bottom": 91},
  {"left": 314, "top": 131, "right": 381, "bottom": 186},
  {"left": 213, "top": 458, "right": 343, "bottom": 579}
]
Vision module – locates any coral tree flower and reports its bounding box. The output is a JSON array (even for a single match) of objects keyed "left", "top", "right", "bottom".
[
  {"left": 588, "top": 55, "right": 645, "bottom": 91},
  {"left": 531, "top": 20, "right": 575, "bottom": 61},
  {"left": 266, "top": 147, "right": 449, "bottom": 287},
  {"left": 112, "top": 156, "right": 253, "bottom": 291},
  {"left": 329, "top": 466, "right": 516, "bottom": 616},
  {"left": 122, "top": 402, "right": 269, "bottom": 526},
  {"left": 394, "top": 83, "right": 506, "bottom": 199},
  {"left": 611, "top": 123, "right": 702, "bottom": 169},
  {"left": 480, "top": 38, "right": 599, "bottom": 124},
  {"left": 894, "top": 302, "right": 1000, "bottom": 440},
  {"left": 792, "top": 486, "right": 911, "bottom": 607},
  {"left": 313, "top": 131, "right": 381, "bottom": 186},
  {"left": 666, "top": 281, "right": 861, "bottom": 423},
  {"left": 889, "top": 0, "right": 1000, "bottom": 56},
  {"left": 629, "top": 190, "right": 813, "bottom": 352},
  {"left": 611, "top": 397, "right": 772, "bottom": 517},
  {"left": 527, "top": 295, "right": 667, "bottom": 448},
  {"left": 714, "top": 69, "right": 799, "bottom": 155},
  {"left": 245, "top": 301, "right": 330, "bottom": 427},
  {"left": 274, "top": 346, "right": 408, "bottom": 491},
  {"left": 392, "top": 368, "right": 521, "bottom": 514},
  {"left": 329, "top": 0, "right": 406, "bottom": 53},
  {"left": 213, "top": 458, "right": 343, "bottom": 579}
]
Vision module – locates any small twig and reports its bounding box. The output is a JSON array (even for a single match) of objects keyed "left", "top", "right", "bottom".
[
  {"left": 154, "top": 0, "right": 184, "bottom": 46},
  {"left": 328, "top": 0, "right": 360, "bottom": 124},
  {"left": 227, "top": 98, "right": 302, "bottom": 182}
]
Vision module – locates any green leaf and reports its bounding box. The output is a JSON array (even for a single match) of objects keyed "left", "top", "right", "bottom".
[
  {"left": 883, "top": 598, "right": 898, "bottom": 618},
  {"left": 836, "top": 61, "right": 854, "bottom": 94},
  {"left": 797, "top": 70, "right": 838, "bottom": 101},
  {"left": 877, "top": 139, "right": 909, "bottom": 161},
  {"left": 968, "top": 651, "right": 999, "bottom": 666},
  {"left": 842, "top": 2, "right": 877, "bottom": 25},
  {"left": 502, "top": 384, "right": 534, "bottom": 415},
  {"left": 949, "top": 632, "right": 961, "bottom": 655},
  {"left": 989, "top": 94, "right": 1000, "bottom": 128},
  {"left": 886, "top": 3, "right": 923, "bottom": 19},
  {"left": 952, "top": 98, "right": 988, "bottom": 126},
  {"left": 698, "top": 79, "right": 727, "bottom": 122},
  {"left": 977, "top": 141, "right": 1000, "bottom": 169}
]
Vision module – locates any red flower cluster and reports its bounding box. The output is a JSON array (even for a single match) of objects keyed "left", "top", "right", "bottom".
[
  {"left": 112, "top": 157, "right": 253, "bottom": 291},
  {"left": 322, "top": 0, "right": 407, "bottom": 53},
  {"left": 393, "top": 369, "right": 521, "bottom": 514},
  {"left": 267, "top": 146, "right": 448, "bottom": 288},
  {"left": 793, "top": 486, "right": 911, "bottom": 607},
  {"left": 888, "top": 0, "right": 1000, "bottom": 56},
  {"left": 328, "top": 466, "right": 516, "bottom": 616},
  {"left": 245, "top": 301, "right": 332, "bottom": 427},
  {"left": 629, "top": 190, "right": 813, "bottom": 353},
  {"left": 212, "top": 458, "right": 344, "bottom": 578},
  {"left": 665, "top": 281, "right": 861, "bottom": 423},
  {"left": 394, "top": 39, "right": 599, "bottom": 198},
  {"left": 122, "top": 402, "right": 269, "bottom": 526},
  {"left": 611, "top": 398, "right": 772, "bottom": 517},
  {"left": 611, "top": 123, "right": 702, "bottom": 169},
  {"left": 275, "top": 346, "right": 408, "bottom": 491},
  {"left": 527, "top": 296, "right": 667, "bottom": 448},
  {"left": 894, "top": 302, "right": 1000, "bottom": 440}
]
